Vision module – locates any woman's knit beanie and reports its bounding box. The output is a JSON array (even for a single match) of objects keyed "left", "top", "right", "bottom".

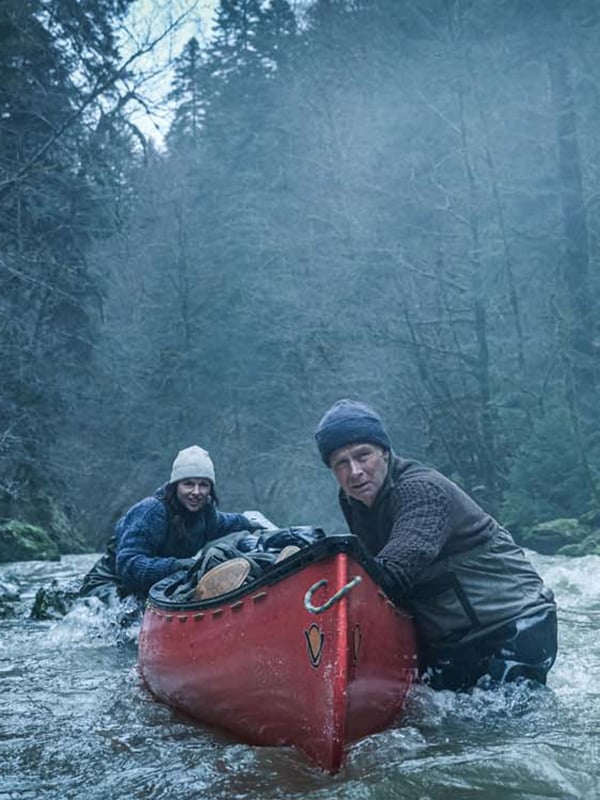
[
  {"left": 169, "top": 446, "right": 216, "bottom": 485},
  {"left": 315, "top": 399, "right": 391, "bottom": 465}
]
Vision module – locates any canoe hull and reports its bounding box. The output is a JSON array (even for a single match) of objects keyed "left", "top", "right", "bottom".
[{"left": 139, "top": 551, "right": 417, "bottom": 771}]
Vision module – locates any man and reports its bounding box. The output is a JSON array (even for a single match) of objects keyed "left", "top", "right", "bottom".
[{"left": 315, "top": 398, "right": 557, "bottom": 691}]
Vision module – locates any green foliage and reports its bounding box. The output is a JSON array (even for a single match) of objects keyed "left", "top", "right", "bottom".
[
  {"left": 501, "top": 407, "right": 599, "bottom": 530},
  {"left": 3, "top": 0, "right": 600, "bottom": 558},
  {"left": 166, "top": 37, "right": 207, "bottom": 149},
  {"left": 79, "top": 0, "right": 600, "bottom": 539},
  {"left": 0, "top": 0, "right": 136, "bottom": 547}
]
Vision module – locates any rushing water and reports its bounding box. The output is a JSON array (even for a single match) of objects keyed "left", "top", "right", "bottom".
[{"left": 1, "top": 552, "right": 598, "bottom": 800}]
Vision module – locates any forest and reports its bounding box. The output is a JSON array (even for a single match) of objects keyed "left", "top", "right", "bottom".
[{"left": 1, "top": 0, "right": 599, "bottom": 560}]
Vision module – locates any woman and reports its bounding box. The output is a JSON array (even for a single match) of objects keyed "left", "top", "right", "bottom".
[{"left": 80, "top": 445, "right": 259, "bottom": 604}]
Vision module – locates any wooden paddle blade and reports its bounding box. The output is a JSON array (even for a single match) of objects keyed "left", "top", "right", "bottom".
[{"left": 194, "top": 558, "right": 251, "bottom": 600}]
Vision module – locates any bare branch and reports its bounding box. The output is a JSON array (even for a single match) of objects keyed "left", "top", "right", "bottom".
[{"left": 0, "top": 8, "right": 194, "bottom": 200}]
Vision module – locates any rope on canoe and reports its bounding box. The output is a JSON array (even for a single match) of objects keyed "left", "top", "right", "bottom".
[{"left": 304, "top": 576, "right": 362, "bottom": 614}]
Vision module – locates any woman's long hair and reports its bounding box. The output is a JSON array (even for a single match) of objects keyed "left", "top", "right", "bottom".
[{"left": 162, "top": 482, "right": 220, "bottom": 545}]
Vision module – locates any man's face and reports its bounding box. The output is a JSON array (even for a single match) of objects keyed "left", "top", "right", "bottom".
[
  {"left": 176, "top": 478, "right": 212, "bottom": 512},
  {"left": 329, "top": 443, "right": 389, "bottom": 507}
]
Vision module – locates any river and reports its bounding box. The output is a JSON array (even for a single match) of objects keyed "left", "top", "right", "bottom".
[{"left": 0, "top": 552, "right": 598, "bottom": 800}]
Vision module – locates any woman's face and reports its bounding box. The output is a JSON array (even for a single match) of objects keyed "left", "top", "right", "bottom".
[{"left": 176, "top": 478, "right": 212, "bottom": 512}]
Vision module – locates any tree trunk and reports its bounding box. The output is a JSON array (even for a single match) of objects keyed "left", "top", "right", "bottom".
[{"left": 548, "top": 51, "right": 597, "bottom": 397}]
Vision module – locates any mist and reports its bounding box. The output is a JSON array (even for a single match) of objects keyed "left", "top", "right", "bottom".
[{"left": 1, "top": 0, "right": 598, "bottom": 551}]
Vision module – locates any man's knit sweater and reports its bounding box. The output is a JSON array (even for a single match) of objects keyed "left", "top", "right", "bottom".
[
  {"left": 339, "top": 456, "right": 496, "bottom": 598},
  {"left": 338, "top": 454, "right": 554, "bottom": 652}
]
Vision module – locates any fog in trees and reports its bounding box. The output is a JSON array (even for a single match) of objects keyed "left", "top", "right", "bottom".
[{"left": 1, "top": 0, "right": 599, "bottom": 553}]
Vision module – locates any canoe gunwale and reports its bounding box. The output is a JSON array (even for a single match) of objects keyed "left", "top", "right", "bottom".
[
  {"left": 139, "top": 539, "right": 418, "bottom": 772},
  {"left": 146, "top": 533, "right": 408, "bottom": 616}
]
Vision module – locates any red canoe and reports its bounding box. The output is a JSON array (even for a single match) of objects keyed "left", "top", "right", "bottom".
[{"left": 138, "top": 534, "right": 418, "bottom": 772}]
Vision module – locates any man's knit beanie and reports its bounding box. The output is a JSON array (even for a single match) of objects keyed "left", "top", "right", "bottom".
[
  {"left": 315, "top": 399, "right": 391, "bottom": 465},
  {"left": 169, "top": 446, "right": 216, "bottom": 485}
]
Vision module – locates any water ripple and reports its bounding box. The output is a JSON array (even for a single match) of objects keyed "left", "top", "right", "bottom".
[{"left": 1, "top": 554, "right": 598, "bottom": 800}]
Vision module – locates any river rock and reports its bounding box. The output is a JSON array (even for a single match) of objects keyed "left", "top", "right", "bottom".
[
  {"left": 578, "top": 509, "right": 600, "bottom": 528},
  {"left": 0, "top": 520, "right": 60, "bottom": 563},
  {"left": 30, "top": 496, "right": 88, "bottom": 555},
  {"left": 519, "top": 517, "right": 595, "bottom": 555},
  {"left": 30, "top": 579, "right": 80, "bottom": 620},
  {"left": 557, "top": 531, "right": 600, "bottom": 557}
]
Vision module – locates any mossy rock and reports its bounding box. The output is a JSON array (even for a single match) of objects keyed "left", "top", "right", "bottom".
[
  {"left": 3, "top": 495, "right": 88, "bottom": 556},
  {"left": 27, "top": 496, "right": 88, "bottom": 555},
  {"left": 30, "top": 579, "right": 80, "bottom": 620},
  {"left": 0, "top": 520, "right": 60, "bottom": 563},
  {"left": 579, "top": 509, "right": 600, "bottom": 528},
  {"left": 519, "top": 518, "right": 590, "bottom": 555},
  {"left": 557, "top": 531, "right": 600, "bottom": 557}
]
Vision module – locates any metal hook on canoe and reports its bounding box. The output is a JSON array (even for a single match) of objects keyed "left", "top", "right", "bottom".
[{"left": 304, "top": 576, "right": 362, "bottom": 614}]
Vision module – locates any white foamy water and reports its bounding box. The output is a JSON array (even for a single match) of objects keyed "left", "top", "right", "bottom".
[{"left": 1, "top": 552, "right": 598, "bottom": 799}]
